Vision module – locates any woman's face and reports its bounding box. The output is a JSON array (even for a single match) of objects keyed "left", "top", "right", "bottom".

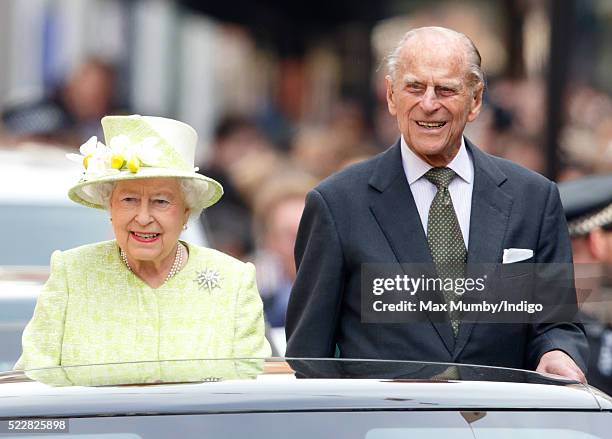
[{"left": 110, "top": 178, "right": 190, "bottom": 265}]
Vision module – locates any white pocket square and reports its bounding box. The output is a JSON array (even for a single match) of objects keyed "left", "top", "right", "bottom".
[{"left": 503, "top": 248, "right": 534, "bottom": 264}]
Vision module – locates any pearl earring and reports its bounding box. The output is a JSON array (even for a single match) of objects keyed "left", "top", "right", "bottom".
[{"left": 182, "top": 224, "right": 188, "bottom": 230}]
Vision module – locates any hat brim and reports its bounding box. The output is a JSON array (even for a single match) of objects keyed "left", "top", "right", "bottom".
[{"left": 68, "top": 167, "right": 223, "bottom": 211}]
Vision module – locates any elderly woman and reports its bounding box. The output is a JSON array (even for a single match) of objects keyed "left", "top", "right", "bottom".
[{"left": 15, "top": 115, "right": 270, "bottom": 382}]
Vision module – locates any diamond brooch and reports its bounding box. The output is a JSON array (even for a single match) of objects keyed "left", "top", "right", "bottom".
[{"left": 195, "top": 268, "right": 221, "bottom": 292}]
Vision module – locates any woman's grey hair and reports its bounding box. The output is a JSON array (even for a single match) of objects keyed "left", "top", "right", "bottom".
[
  {"left": 385, "top": 27, "right": 484, "bottom": 89},
  {"left": 90, "top": 178, "right": 206, "bottom": 220},
  {"left": 179, "top": 179, "right": 206, "bottom": 220}
]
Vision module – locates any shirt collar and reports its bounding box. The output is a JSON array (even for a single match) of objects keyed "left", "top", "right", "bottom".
[{"left": 400, "top": 135, "right": 473, "bottom": 185}]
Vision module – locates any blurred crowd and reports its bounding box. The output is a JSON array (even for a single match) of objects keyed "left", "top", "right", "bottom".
[
  {"left": 1, "top": 58, "right": 119, "bottom": 147},
  {"left": 0, "top": 53, "right": 611, "bottom": 329}
]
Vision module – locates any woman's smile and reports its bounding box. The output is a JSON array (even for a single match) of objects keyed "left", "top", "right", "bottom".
[{"left": 130, "top": 231, "right": 161, "bottom": 243}]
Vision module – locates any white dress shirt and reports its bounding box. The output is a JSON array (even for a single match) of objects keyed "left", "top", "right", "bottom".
[{"left": 400, "top": 136, "right": 474, "bottom": 248}]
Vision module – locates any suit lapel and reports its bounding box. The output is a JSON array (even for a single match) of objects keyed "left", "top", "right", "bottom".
[
  {"left": 453, "top": 140, "right": 513, "bottom": 358},
  {"left": 368, "top": 145, "right": 431, "bottom": 265},
  {"left": 368, "top": 142, "right": 456, "bottom": 354}
]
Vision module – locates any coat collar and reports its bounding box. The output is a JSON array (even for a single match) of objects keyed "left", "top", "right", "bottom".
[{"left": 368, "top": 137, "right": 512, "bottom": 262}]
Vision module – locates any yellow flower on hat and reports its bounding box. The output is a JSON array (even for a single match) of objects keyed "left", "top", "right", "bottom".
[
  {"left": 111, "top": 154, "right": 125, "bottom": 169},
  {"left": 68, "top": 134, "right": 164, "bottom": 178},
  {"left": 127, "top": 156, "right": 141, "bottom": 173},
  {"left": 109, "top": 135, "right": 130, "bottom": 170},
  {"left": 124, "top": 137, "right": 161, "bottom": 173}
]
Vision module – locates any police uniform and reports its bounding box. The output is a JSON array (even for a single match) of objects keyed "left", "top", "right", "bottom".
[{"left": 560, "top": 174, "right": 612, "bottom": 394}]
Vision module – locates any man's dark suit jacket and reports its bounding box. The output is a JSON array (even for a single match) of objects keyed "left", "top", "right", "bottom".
[{"left": 285, "top": 139, "right": 588, "bottom": 372}]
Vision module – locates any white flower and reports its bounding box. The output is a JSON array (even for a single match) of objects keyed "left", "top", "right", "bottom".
[
  {"left": 66, "top": 135, "right": 162, "bottom": 177},
  {"left": 66, "top": 136, "right": 109, "bottom": 168},
  {"left": 84, "top": 155, "right": 106, "bottom": 178},
  {"left": 128, "top": 137, "right": 161, "bottom": 166},
  {"left": 109, "top": 135, "right": 130, "bottom": 155},
  {"left": 83, "top": 155, "right": 118, "bottom": 180}
]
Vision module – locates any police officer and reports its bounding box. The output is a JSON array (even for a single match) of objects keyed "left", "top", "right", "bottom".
[{"left": 560, "top": 174, "right": 612, "bottom": 394}]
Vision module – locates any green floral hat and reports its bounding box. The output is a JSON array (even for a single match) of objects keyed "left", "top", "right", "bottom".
[{"left": 67, "top": 115, "right": 223, "bottom": 210}]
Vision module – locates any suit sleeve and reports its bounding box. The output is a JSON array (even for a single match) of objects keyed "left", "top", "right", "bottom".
[
  {"left": 286, "top": 189, "right": 345, "bottom": 357},
  {"left": 527, "top": 181, "right": 589, "bottom": 371},
  {"left": 14, "top": 250, "right": 69, "bottom": 371}
]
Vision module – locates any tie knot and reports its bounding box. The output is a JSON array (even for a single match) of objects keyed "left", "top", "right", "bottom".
[{"left": 425, "top": 167, "right": 456, "bottom": 189}]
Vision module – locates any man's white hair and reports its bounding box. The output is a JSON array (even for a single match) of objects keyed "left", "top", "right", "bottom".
[
  {"left": 385, "top": 26, "right": 484, "bottom": 89},
  {"left": 88, "top": 179, "right": 206, "bottom": 220}
]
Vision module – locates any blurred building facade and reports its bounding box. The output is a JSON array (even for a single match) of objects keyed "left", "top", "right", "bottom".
[
  {"left": 1, "top": 0, "right": 611, "bottom": 174},
  {"left": 0, "top": 0, "right": 611, "bottom": 334}
]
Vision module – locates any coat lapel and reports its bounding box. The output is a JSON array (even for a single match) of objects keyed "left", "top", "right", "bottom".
[
  {"left": 368, "top": 142, "right": 456, "bottom": 354},
  {"left": 368, "top": 143, "right": 431, "bottom": 264},
  {"left": 453, "top": 139, "right": 513, "bottom": 358}
]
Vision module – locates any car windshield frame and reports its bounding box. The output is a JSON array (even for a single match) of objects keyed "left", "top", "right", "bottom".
[{"left": 4, "top": 356, "right": 584, "bottom": 387}]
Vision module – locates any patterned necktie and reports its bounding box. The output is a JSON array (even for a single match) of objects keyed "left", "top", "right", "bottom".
[{"left": 424, "top": 167, "right": 466, "bottom": 336}]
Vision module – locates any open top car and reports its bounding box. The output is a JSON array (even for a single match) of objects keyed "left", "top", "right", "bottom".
[{"left": 1, "top": 358, "right": 611, "bottom": 438}]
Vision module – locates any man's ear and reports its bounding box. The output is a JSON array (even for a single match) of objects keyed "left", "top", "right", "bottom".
[
  {"left": 385, "top": 75, "right": 397, "bottom": 116},
  {"left": 467, "top": 83, "right": 484, "bottom": 122}
]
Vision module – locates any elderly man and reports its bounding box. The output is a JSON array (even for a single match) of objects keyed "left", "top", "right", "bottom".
[
  {"left": 286, "top": 26, "right": 587, "bottom": 381},
  {"left": 560, "top": 175, "right": 612, "bottom": 391}
]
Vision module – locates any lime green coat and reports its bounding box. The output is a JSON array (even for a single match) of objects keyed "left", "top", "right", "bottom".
[{"left": 15, "top": 241, "right": 270, "bottom": 385}]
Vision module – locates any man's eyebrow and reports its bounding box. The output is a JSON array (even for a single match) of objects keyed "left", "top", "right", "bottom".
[
  {"left": 401, "top": 74, "right": 420, "bottom": 84},
  {"left": 436, "top": 82, "right": 462, "bottom": 90},
  {"left": 400, "top": 75, "right": 462, "bottom": 89}
]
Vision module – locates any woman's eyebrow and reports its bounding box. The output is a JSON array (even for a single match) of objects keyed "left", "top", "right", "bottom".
[{"left": 151, "top": 191, "right": 176, "bottom": 198}]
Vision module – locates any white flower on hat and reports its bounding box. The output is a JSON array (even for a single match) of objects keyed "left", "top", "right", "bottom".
[
  {"left": 84, "top": 154, "right": 119, "bottom": 180},
  {"left": 124, "top": 137, "right": 161, "bottom": 173},
  {"left": 108, "top": 135, "right": 130, "bottom": 170},
  {"left": 67, "top": 136, "right": 118, "bottom": 180},
  {"left": 68, "top": 135, "right": 163, "bottom": 177},
  {"left": 107, "top": 135, "right": 159, "bottom": 172},
  {"left": 109, "top": 135, "right": 130, "bottom": 153},
  {"left": 66, "top": 136, "right": 108, "bottom": 169}
]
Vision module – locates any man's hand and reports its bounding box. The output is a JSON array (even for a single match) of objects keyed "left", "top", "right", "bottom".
[{"left": 536, "top": 350, "right": 586, "bottom": 383}]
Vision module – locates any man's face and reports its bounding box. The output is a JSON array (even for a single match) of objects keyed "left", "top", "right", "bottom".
[
  {"left": 265, "top": 196, "right": 305, "bottom": 279},
  {"left": 385, "top": 35, "right": 483, "bottom": 166},
  {"left": 592, "top": 227, "right": 612, "bottom": 266}
]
